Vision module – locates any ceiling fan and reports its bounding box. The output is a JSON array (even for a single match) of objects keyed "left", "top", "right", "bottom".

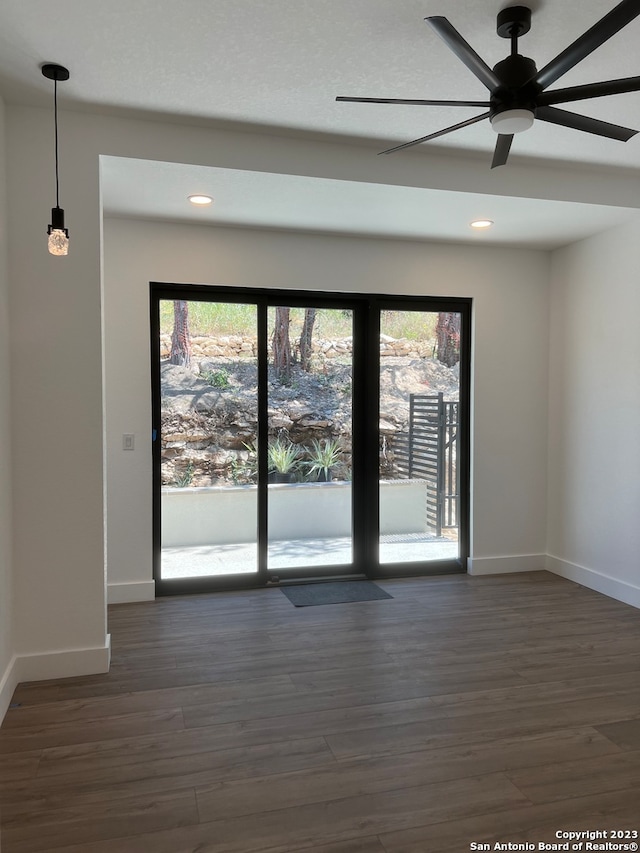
[{"left": 336, "top": 0, "right": 640, "bottom": 168}]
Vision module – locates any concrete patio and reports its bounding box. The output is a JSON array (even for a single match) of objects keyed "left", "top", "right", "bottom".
[
  {"left": 160, "top": 479, "right": 458, "bottom": 579},
  {"left": 161, "top": 533, "right": 458, "bottom": 578}
]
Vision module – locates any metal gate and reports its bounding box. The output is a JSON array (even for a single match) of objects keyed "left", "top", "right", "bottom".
[{"left": 394, "top": 393, "right": 459, "bottom": 537}]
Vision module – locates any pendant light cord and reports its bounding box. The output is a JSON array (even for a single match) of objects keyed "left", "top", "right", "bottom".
[{"left": 54, "top": 77, "right": 60, "bottom": 208}]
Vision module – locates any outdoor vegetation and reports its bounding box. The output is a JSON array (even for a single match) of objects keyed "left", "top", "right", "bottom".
[
  {"left": 160, "top": 301, "right": 460, "bottom": 490},
  {"left": 160, "top": 301, "right": 446, "bottom": 343}
]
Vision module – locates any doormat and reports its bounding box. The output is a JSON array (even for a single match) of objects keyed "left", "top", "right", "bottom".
[{"left": 280, "top": 580, "right": 393, "bottom": 607}]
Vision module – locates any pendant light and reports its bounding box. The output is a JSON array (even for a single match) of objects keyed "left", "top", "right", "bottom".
[{"left": 42, "top": 63, "right": 70, "bottom": 256}]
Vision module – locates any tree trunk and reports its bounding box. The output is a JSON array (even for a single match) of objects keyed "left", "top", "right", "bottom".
[
  {"left": 272, "top": 306, "right": 292, "bottom": 382},
  {"left": 170, "top": 300, "right": 192, "bottom": 367},
  {"left": 299, "top": 307, "right": 317, "bottom": 372},
  {"left": 436, "top": 312, "right": 460, "bottom": 368}
]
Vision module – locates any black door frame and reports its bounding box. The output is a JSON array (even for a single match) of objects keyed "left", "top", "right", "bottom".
[{"left": 150, "top": 283, "right": 471, "bottom": 595}]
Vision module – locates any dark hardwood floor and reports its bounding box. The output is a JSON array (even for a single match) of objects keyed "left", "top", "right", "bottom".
[{"left": 1, "top": 572, "right": 639, "bottom": 852}]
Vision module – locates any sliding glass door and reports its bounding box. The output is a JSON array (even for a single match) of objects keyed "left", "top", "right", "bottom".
[
  {"left": 378, "top": 308, "right": 461, "bottom": 569},
  {"left": 151, "top": 285, "right": 469, "bottom": 594},
  {"left": 266, "top": 305, "right": 354, "bottom": 574},
  {"left": 156, "top": 298, "right": 261, "bottom": 584}
]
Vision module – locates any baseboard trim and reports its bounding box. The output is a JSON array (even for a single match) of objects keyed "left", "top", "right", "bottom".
[
  {"left": 0, "top": 655, "right": 20, "bottom": 723},
  {"left": 108, "top": 581, "right": 155, "bottom": 604},
  {"left": 546, "top": 555, "right": 640, "bottom": 609},
  {"left": 0, "top": 637, "right": 111, "bottom": 724},
  {"left": 467, "top": 554, "right": 546, "bottom": 576},
  {"left": 15, "top": 637, "right": 111, "bottom": 685}
]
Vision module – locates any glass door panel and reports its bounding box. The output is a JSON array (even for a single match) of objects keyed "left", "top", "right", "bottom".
[
  {"left": 158, "top": 298, "right": 259, "bottom": 580},
  {"left": 266, "top": 306, "right": 354, "bottom": 572},
  {"left": 379, "top": 310, "right": 460, "bottom": 565}
]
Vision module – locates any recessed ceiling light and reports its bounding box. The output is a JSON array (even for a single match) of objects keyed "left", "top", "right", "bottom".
[
  {"left": 188, "top": 194, "right": 213, "bottom": 206},
  {"left": 470, "top": 219, "right": 493, "bottom": 229}
]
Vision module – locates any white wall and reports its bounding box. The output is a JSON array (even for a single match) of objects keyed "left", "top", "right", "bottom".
[
  {"left": 1, "top": 98, "right": 553, "bottom": 703},
  {"left": 0, "top": 94, "right": 15, "bottom": 719},
  {"left": 547, "top": 218, "right": 640, "bottom": 606},
  {"left": 6, "top": 106, "right": 109, "bottom": 682},
  {"left": 103, "top": 216, "right": 551, "bottom": 595}
]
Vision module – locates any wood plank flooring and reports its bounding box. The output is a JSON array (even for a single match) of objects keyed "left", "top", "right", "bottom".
[{"left": 1, "top": 572, "right": 639, "bottom": 852}]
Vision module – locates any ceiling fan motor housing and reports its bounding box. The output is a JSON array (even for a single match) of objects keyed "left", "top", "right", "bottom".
[
  {"left": 490, "top": 54, "right": 539, "bottom": 128},
  {"left": 491, "top": 55, "right": 539, "bottom": 108}
]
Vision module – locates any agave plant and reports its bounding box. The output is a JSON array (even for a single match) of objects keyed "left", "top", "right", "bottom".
[
  {"left": 268, "top": 439, "right": 301, "bottom": 474},
  {"left": 305, "top": 438, "right": 342, "bottom": 482}
]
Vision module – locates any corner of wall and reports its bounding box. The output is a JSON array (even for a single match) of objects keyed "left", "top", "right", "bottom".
[
  {"left": 467, "top": 554, "right": 547, "bottom": 575},
  {"left": 546, "top": 555, "right": 640, "bottom": 610},
  {"left": 15, "top": 638, "right": 112, "bottom": 684},
  {"left": 0, "top": 656, "right": 18, "bottom": 722},
  {"left": 545, "top": 221, "right": 640, "bottom": 612},
  {"left": 0, "top": 92, "right": 16, "bottom": 724},
  {"left": 107, "top": 581, "right": 155, "bottom": 603}
]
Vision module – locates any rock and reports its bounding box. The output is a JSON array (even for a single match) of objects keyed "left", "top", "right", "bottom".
[
  {"left": 164, "top": 433, "right": 188, "bottom": 444},
  {"left": 269, "top": 414, "right": 294, "bottom": 430},
  {"left": 287, "top": 405, "right": 315, "bottom": 421},
  {"left": 160, "top": 343, "right": 459, "bottom": 486},
  {"left": 161, "top": 448, "right": 181, "bottom": 459},
  {"left": 297, "top": 417, "right": 330, "bottom": 429}
]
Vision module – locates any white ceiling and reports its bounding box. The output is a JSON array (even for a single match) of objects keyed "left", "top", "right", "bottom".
[
  {"left": 101, "top": 157, "right": 637, "bottom": 249},
  {"left": 1, "top": 0, "right": 640, "bottom": 247}
]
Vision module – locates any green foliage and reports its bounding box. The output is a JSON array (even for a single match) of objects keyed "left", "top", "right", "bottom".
[
  {"left": 160, "top": 301, "right": 257, "bottom": 336},
  {"left": 201, "top": 368, "right": 230, "bottom": 389},
  {"left": 277, "top": 372, "right": 293, "bottom": 388},
  {"left": 230, "top": 445, "right": 258, "bottom": 484},
  {"left": 305, "top": 438, "right": 342, "bottom": 481},
  {"left": 174, "top": 462, "right": 194, "bottom": 488},
  {"left": 380, "top": 310, "right": 437, "bottom": 341},
  {"left": 268, "top": 439, "right": 301, "bottom": 474},
  {"left": 161, "top": 302, "right": 438, "bottom": 350},
  {"left": 271, "top": 308, "right": 350, "bottom": 342}
]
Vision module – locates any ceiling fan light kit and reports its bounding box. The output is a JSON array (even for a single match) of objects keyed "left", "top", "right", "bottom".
[
  {"left": 337, "top": 0, "right": 640, "bottom": 168},
  {"left": 490, "top": 109, "right": 534, "bottom": 134}
]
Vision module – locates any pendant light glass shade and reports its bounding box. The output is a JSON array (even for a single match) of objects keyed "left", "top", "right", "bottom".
[
  {"left": 42, "top": 64, "right": 70, "bottom": 256},
  {"left": 47, "top": 205, "right": 69, "bottom": 256},
  {"left": 47, "top": 231, "right": 69, "bottom": 256}
]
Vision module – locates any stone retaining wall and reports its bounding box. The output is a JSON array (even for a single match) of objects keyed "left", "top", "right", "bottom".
[{"left": 159, "top": 334, "right": 435, "bottom": 360}]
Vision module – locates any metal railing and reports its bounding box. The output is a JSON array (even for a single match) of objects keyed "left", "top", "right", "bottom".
[{"left": 393, "top": 393, "right": 459, "bottom": 537}]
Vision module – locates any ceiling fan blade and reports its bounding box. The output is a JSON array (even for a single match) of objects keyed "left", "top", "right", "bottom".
[
  {"left": 491, "top": 134, "right": 514, "bottom": 169},
  {"left": 537, "top": 76, "right": 640, "bottom": 106},
  {"left": 534, "top": 0, "right": 640, "bottom": 91},
  {"left": 425, "top": 16, "right": 500, "bottom": 91},
  {"left": 379, "top": 112, "right": 490, "bottom": 155},
  {"left": 336, "top": 96, "right": 490, "bottom": 107},
  {"left": 536, "top": 105, "right": 638, "bottom": 140}
]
